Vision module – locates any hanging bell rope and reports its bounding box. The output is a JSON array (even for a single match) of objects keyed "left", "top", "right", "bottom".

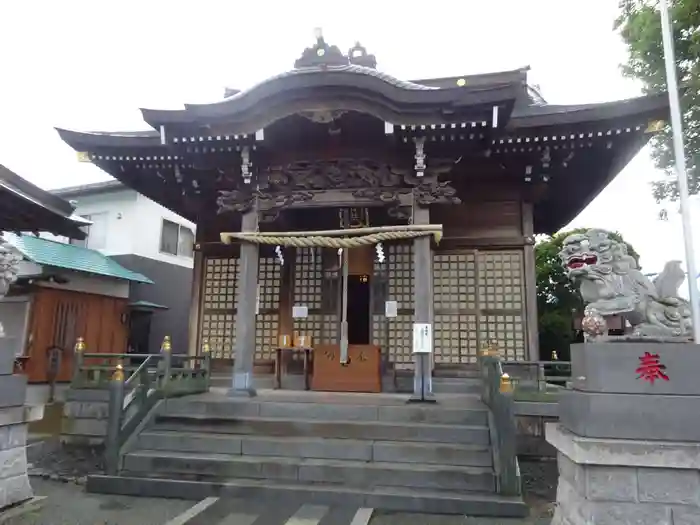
[{"left": 220, "top": 224, "right": 443, "bottom": 248}]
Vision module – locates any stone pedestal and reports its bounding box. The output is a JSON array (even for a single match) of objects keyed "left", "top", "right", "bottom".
[
  {"left": 0, "top": 337, "right": 38, "bottom": 510},
  {"left": 548, "top": 342, "right": 700, "bottom": 525}
]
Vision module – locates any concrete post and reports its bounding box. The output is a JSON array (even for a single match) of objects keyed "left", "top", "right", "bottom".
[
  {"left": 159, "top": 336, "right": 172, "bottom": 388},
  {"left": 105, "top": 364, "right": 125, "bottom": 476},
  {"left": 230, "top": 207, "right": 259, "bottom": 397},
  {"left": 409, "top": 204, "right": 435, "bottom": 403}
]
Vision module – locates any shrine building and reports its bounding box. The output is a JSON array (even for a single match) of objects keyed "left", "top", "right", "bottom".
[{"left": 58, "top": 34, "right": 668, "bottom": 397}]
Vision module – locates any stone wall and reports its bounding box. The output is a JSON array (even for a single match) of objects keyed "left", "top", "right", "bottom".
[
  {"left": 556, "top": 450, "right": 700, "bottom": 525},
  {"left": 0, "top": 423, "right": 32, "bottom": 509},
  {"left": 60, "top": 389, "right": 110, "bottom": 445}
]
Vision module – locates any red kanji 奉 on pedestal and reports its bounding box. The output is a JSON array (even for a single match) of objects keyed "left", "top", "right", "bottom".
[{"left": 636, "top": 351, "right": 670, "bottom": 384}]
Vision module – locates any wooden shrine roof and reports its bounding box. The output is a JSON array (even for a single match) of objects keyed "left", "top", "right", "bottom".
[
  {"left": 0, "top": 164, "right": 89, "bottom": 238},
  {"left": 54, "top": 35, "right": 670, "bottom": 234}
]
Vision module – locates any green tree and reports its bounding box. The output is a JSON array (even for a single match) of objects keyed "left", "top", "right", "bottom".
[
  {"left": 615, "top": 0, "right": 700, "bottom": 202},
  {"left": 536, "top": 228, "right": 640, "bottom": 360}
]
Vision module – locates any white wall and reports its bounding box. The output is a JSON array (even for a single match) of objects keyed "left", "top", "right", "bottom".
[
  {"left": 43, "top": 187, "right": 195, "bottom": 269},
  {"left": 37, "top": 271, "right": 130, "bottom": 298},
  {"left": 130, "top": 193, "right": 195, "bottom": 269}
]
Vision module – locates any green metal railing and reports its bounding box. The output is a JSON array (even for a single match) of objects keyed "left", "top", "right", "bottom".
[
  {"left": 70, "top": 336, "right": 212, "bottom": 475},
  {"left": 501, "top": 359, "right": 572, "bottom": 403},
  {"left": 478, "top": 347, "right": 521, "bottom": 497}
]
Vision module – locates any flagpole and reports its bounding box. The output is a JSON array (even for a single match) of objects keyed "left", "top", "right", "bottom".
[{"left": 659, "top": 0, "right": 700, "bottom": 341}]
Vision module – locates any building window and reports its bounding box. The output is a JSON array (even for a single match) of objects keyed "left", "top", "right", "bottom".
[
  {"left": 160, "top": 219, "right": 194, "bottom": 258},
  {"left": 69, "top": 212, "right": 108, "bottom": 250}
]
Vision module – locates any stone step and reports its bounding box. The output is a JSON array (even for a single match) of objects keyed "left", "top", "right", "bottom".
[
  {"left": 390, "top": 376, "right": 482, "bottom": 394},
  {"left": 151, "top": 415, "right": 491, "bottom": 445},
  {"left": 86, "top": 474, "right": 528, "bottom": 517},
  {"left": 159, "top": 397, "right": 487, "bottom": 425},
  {"left": 123, "top": 450, "right": 496, "bottom": 492},
  {"left": 136, "top": 431, "right": 494, "bottom": 467}
]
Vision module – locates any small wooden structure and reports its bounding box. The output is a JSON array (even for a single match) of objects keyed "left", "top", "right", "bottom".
[
  {"left": 58, "top": 33, "right": 669, "bottom": 398},
  {"left": 3, "top": 233, "right": 153, "bottom": 384}
]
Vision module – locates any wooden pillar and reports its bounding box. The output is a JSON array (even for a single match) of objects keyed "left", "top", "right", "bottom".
[
  {"left": 521, "top": 201, "right": 539, "bottom": 361},
  {"left": 410, "top": 203, "right": 435, "bottom": 402},
  {"left": 230, "top": 207, "right": 260, "bottom": 396},
  {"left": 187, "top": 247, "right": 204, "bottom": 357}
]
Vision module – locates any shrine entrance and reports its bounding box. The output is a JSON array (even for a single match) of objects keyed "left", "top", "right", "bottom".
[{"left": 346, "top": 274, "right": 370, "bottom": 345}]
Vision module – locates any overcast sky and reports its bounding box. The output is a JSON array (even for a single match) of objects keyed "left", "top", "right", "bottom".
[{"left": 0, "top": 0, "right": 697, "bottom": 284}]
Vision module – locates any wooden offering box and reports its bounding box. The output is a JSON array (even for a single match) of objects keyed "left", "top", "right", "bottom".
[{"left": 311, "top": 344, "right": 381, "bottom": 393}]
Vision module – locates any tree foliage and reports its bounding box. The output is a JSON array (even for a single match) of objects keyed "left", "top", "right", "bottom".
[
  {"left": 615, "top": 0, "right": 700, "bottom": 202},
  {"left": 536, "top": 228, "right": 640, "bottom": 359}
]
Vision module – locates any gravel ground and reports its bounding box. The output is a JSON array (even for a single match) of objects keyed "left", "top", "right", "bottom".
[{"left": 12, "top": 445, "right": 558, "bottom": 525}]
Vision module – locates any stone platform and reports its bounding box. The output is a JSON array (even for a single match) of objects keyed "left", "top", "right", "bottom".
[
  {"left": 86, "top": 388, "right": 527, "bottom": 517},
  {"left": 549, "top": 342, "right": 700, "bottom": 525}
]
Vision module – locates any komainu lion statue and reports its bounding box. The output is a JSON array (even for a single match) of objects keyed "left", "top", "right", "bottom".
[{"left": 559, "top": 229, "right": 692, "bottom": 340}]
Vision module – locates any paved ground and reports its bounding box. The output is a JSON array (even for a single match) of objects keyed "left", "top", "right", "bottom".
[
  {"left": 4, "top": 478, "right": 192, "bottom": 525},
  {"left": 5, "top": 478, "right": 553, "bottom": 525}
]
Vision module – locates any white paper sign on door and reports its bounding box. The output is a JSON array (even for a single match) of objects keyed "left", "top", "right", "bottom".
[
  {"left": 385, "top": 300, "right": 398, "bottom": 318},
  {"left": 412, "top": 323, "right": 433, "bottom": 354},
  {"left": 292, "top": 305, "right": 309, "bottom": 319}
]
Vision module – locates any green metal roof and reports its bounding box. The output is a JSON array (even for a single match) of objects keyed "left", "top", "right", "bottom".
[
  {"left": 128, "top": 300, "right": 168, "bottom": 310},
  {"left": 4, "top": 233, "right": 153, "bottom": 284}
]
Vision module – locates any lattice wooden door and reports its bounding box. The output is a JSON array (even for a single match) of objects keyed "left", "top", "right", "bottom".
[
  {"left": 433, "top": 252, "right": 479, "bottom": 364},
  {"left": 477, "top": 250, "right": 526, "bottom": 361},
  {"left": 199, "top": 254, "right": 282, "bottom": 362},
  {"left": 200, "top": 256, "right": 239, "bottom": 359},
  {"left": 372, "top": 243, "right": 414, "bottom": 370},
  {"left": 292, "top": 247, "right": 338, "bottom": 345}
]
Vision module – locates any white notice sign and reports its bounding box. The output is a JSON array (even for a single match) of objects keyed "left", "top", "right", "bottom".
[
  {"left": 412, "top": 323, "right": 433, "bottom": 354},
  {"left": 292, "top": 305, "right": 309, "bottom": 319},
  {"left": 385, "top": 300, "right": 398, "bottom": 318}
]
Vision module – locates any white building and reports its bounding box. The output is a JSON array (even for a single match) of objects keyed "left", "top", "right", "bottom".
[{"left": 50, "top": 180, "right": 196, "bottom": 354}]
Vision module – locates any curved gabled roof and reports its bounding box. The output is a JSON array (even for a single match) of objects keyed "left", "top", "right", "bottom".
[{"left": 141, "top": 64, "right": 522, "bottom": 129}]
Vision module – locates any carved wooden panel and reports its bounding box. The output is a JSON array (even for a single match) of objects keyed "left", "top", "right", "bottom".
[{"left": 477, "top": 250, "right": 526, "bottom": 360}]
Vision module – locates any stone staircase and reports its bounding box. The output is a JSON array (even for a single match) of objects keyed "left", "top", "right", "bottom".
[{"left": 87, "top": 389, "right": 527, "bottom": 517}]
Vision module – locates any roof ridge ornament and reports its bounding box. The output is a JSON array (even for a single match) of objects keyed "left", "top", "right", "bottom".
[
  {"left": 348, "top": 42, "right": 377, "bottom": 69},
  {"left": 294, "top": 28, "right": 348, "bottom": 69}
]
